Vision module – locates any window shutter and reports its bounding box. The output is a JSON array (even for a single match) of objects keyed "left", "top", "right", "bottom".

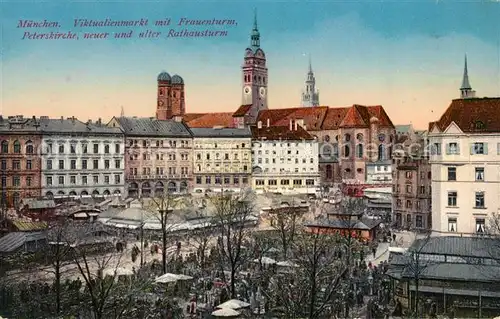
[
  {"left": 445, "top": 144, "right": 451, "bottom": 155},
  {"left": 484, "top": 143, "right": 488, "bottom": 154},
  {"left": 456, "top": 143, "right": 460, "bottom": 154},
  {"left": 470, "top": 143, "right": 475, "bottom": 155}
]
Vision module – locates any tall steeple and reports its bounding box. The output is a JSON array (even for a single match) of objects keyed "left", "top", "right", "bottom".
[
  {"left": 460, "top": 54, "right": 475, "bottom": 98},
  {"left": 250, "top": 9, "right": 260, "bottom": 50},
  {"left": 301, "top": 55, "right": 320, "bottom": 107},
  {"left": 240, "top": 10, "right": 268, "bottom": 125}
]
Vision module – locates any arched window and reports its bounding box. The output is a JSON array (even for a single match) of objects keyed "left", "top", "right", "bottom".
[
  {"left": 378, "top": 144, "right": 385, "bottom": 161},
  {"left": 1, "top": 141, "right": 8, "bottom": 153},
  {"left": 343, "top": 145, "right": 350, "bottom": 157},
  {"left": 356, "top": 133, "right": 364, "bottom": 141},
  {"left": 333, "top": 143, "right": 339, "bottom": 157},
  {"left": 356, "top": 144, "right": 364, "bottom": 158},
  {"left": 13, "top": 141, "right": 21, "bottom": 154},
  {"left": 25, "top": 141, "right": 34, "bottom": 154},
  {"left": 323, "top": 135, "right": 330, "bottom": 142},
  {"left": 344, "top": 134, "right": 351, "bottom": 142}
]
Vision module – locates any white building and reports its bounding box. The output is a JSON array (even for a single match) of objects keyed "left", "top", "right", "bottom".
[
  {"left": 429, "top": 97, "right": 500, "bottom": 235},
  {"left": 251, "top": 120, "right": 320, "bottom": 194},
  {"left": 40, "top": 117, "right": 125, "bottom": 198},
  {"left": 191, "top": 127, "right": 252, "bottom": 193},
  {"left": 365, "top": 161, "right": 392, "bottom": 184}
]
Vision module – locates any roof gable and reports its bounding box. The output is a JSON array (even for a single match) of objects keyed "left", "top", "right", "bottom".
[
  {"left": 256, "top": 107, "right": 328, "bottom": 131},
  {"left": 443, "top": 121, "right": 464, "bottom": 134},
  {"left": 339, "top": 105, "right": 368, "bottom": 128}
]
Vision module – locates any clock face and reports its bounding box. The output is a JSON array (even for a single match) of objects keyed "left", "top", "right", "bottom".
[
  {"left": 259, "top": 87, "right": 266, "bottom": 97},
  {"left": 244, "top": 86, "right": 251, "bottom": 95}
]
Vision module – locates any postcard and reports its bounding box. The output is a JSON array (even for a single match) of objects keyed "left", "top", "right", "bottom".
[{"left": 1, "top": 1, "right": 500, "bottom": 318}]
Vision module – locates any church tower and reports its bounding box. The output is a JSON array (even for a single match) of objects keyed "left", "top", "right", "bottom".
[
  {"left": 460, "top": 54, "right": 476, "bottom": 99},
  {"left": 241, "top": 11, "right": 268, "bottom": 124},
  {"left": 156, "top": 71, "right": 186, "bottom": 120},
  {"left": 301, "top": 57, "right": 320, "bottom": 107}
]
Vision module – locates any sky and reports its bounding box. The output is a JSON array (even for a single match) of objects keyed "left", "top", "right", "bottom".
[{"left": 2, "top": 0, "right": 500, "bottom": 129}]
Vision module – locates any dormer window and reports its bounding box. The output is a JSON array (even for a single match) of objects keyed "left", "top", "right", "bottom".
[{"left": 475, "top": 121, "right": 485, "bottom": 130}]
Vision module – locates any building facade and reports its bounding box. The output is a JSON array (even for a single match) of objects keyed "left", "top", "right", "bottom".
[
  {"left": 108, "top": 117, "right": 193, "bottom": 197},
  {"left": 301, "top": 58, "right": 320, "bottom": 107},
  {"left": 392, "top": 128, "right": 432, "bottom": 230},
  {"left": 251, "top": 120, "right": 320, "bottom": 194},
  {"left": 191, "top": 127, "right": 252, "bottom": 192},
  {"left": 0, "top": 116, "right": 42, "bottom": 209},
  {"left": 40, "top": 117, "right": 125, "bottom": 199},
  {"left": 429, "top": 97, "right": 500, "bottom": 235}
]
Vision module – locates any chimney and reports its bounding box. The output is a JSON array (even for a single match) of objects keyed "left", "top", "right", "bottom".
[
  {"left": 257, "top": 121, "right": 262, "bottom": 129},
  {"left": 32, "top": 116, "right": 35, "bottom": 120},
  {"left": 267, "top": 118, "right": 270, "bottom": 127},
  {"left": 289, "top": 120, "right": 293, "bottom": 131},
  {"left": 98, "top": 118, "right": 102, "bottom": 125},
  {"left": 60, "top": 116, "right": 63, "bottom": 121}
]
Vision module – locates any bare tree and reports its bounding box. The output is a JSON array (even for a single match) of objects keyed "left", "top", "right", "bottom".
[
  {"left": 45, "top": 218, "right": 75, "bottom": 314},
  {"left": 148, "top": 192, "right": 182, "bottom": 274},
  {"left": 188, "top": 225, "right": 216, "bottom": 272},
  {"left": 263, "top": 231, "right": 349, "bottom": 319},
  {"left": 269, "top": 204, "right": 304, "bottom": 260},
  {"left": 211, "top": 191, "right": 255, "bottom": 299}
]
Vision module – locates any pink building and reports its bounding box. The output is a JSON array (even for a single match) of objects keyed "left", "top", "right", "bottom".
[{"left": 108, "top": 117, "right": 193, "bottom": 197}]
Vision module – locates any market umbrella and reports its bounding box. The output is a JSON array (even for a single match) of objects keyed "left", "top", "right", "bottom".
[
  {"left": 252, "top": 257, "right": 277, "bottom": 265},
  {"left": 217, "top": 299, "right": 251, "bottom": 310},
  {"left": 211, "top": 308, "right": 240, "bottom": 317}
]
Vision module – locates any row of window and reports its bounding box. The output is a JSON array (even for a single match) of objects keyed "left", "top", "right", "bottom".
[
  {"left": 255, "top": 179, "right": 315, "bottom": 186},
  {"left": 194, "top": 142, "right": 248, "bottom": 149},
  {"left": 195, "top": 176, "right": 249, "bottom": 185},
  {"left": 1, "top": 176, "right": 34, "bottom": 187},
  {"left": 130, "top": 153, "right": 189, "bottom": 161},
  {"left": 399, "top": 214, "right": 426, "bottom": 228},
  {"left": 322, "top": 133, "right": 393, "bottom": 143},
  {"left": 195, "top": 153, "right": 249, "bottom": 161},
  {"left": 447, "top": 217, "right": 485, "bottom": 233},
  {"left": 447, "top": 191, "right": 486, "bottom": 208},
  {"left": 46, "top": 159, "right": 121, "bottom": 170},
  {"left": 129, "top": 167, "right": 189, "bottom": 176},
  {"left": 433, "top": 142, "right": 500, "bottom": 155},
  {"left": 45, "top": 143, "right": 121, "bottom": 155},
  {"left": 129, "top": 139, "right": 190, "bottom": 148},
  {"left": 255, "top": 167, "right": 317, "bottom": 173},
  {"left": 394, "top": 184, "right": 431, "bottom": 195},
  {"left": 395, "top": 198, "right": 430, "bottom": 210},
  {"left": 447, "top": 166, "right": 485, "bottom": 181},
  {"left": 1, "top": 159, "right": 35, "bottom": 170},
  {"left": 46, "top": 174, "right": 122, "bottom": 186},
  {"left": 0, "top": 140, "right": 35, "bottom": 154},
  {"left": 397, "top": 171, "right": 432, "bottom": 179},
  {"left": 256, "top": 157, "right": 315, "bottom": 165}
]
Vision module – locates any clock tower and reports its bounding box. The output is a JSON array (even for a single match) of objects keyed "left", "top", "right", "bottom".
[{"left": 241, "top": 11, "right": 268, "bottom": 124}]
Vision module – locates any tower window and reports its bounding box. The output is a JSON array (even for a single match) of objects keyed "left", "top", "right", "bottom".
[{"left": 254, "top": 75, "right": 256, "bottom": 81}]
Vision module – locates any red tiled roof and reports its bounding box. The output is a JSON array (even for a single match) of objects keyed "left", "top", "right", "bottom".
[
  {"left": 257, "top": 106, "right": 329, "bottom": 131},
  {"left": 233, "top": 105, "right": 252, "bottom": 117},
  {"left": 255, "top": 105, "right": 394, "bottom": 131},
  {"left": 182, "top": 113, "right": 206, "bottom": 122},
  {"left": 321, "top": 107, "right": 349, "bottom": 130},
  {"left": 183, "top": 112, "right": 234, "bottom": 128},
  {"left": 339, "top": 105, "right": 394, "bottom": 128},
  {"left": 431, "top": 98, "right": 500, "bottom": 133},
  {"left": 251, "top": 125, "right": 314, "bottom": 141}
]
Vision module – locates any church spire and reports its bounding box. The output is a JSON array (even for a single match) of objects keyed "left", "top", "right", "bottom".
[
  {"left": 250, "top": 9, "right": 260, "bottom": 49},
  {"left": 460, "top": 54, "right": 475, "bottom": 98},
  {"left": 301, "top": 56, "right": 320, "bottom": 107}
]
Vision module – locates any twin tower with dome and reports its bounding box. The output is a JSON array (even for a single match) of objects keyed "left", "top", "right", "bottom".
[{"left": 154, "top": 12, "right": 320, "bottom": 127}]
